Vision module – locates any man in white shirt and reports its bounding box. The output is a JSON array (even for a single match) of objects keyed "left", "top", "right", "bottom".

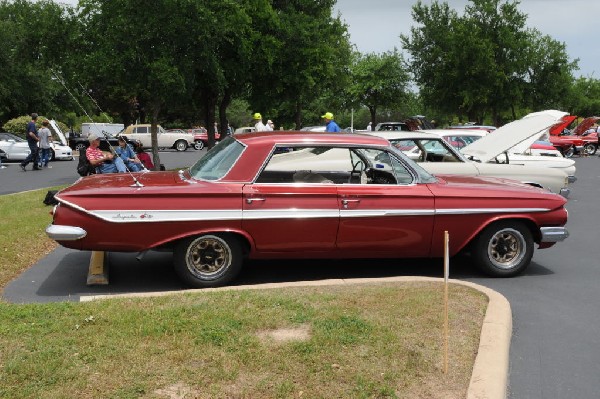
[
  {"left": 253, "top": 113, "right": 268, "bottom": 131},
  {"left": 366, "top": 122, "right": 372, "bottom": 131}
]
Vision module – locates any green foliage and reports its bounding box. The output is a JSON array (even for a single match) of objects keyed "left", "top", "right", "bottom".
[
  {"left": 401, "top": 0, "right": 579, "bottom": 125},
  {"left": 348, "top": 50, "right": 411, "bottom": 125}
]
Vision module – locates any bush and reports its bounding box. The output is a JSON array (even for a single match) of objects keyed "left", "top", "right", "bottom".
[{"left": 2, "top": 115, "right": 69, "bottom": 139}]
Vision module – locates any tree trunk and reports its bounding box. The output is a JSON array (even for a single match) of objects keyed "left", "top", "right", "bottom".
[
  {"left": 294, "top": 101, "right": 302, "bottom": 130},
  {"left": 204, "top": 94, "right": 217, "bottom": 148},
  {"left": 149, "top": 103, "right": 162, "bottom": 171},
  {"left": 219, "top": 89, "right": 232, "bottom": 137}
]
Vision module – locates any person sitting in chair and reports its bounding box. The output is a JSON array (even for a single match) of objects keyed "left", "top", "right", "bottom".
[
  {"left": 115, "top": 136, "right": 144, "bottom": 172},
  {"left": 85, "top": 134, "right": 127, "bottom": 173}
]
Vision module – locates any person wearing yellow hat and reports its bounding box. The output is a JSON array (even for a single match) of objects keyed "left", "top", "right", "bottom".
[
  {"left": 322, "top": 112, "right": 341, "bottom": 132},
  {"left": 252, "top": 112, "right": 269, "bottom": 132}
]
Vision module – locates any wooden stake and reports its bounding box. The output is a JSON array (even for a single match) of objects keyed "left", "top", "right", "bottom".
[{"left": 444, "top": 230, "right": 449, "bottom": 374}]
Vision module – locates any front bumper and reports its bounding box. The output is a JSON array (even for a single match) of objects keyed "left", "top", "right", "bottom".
[
  {"left": 540, "top": 226, "right": 569, "bottom": 243},
  {"left": 46, "top": 224, "right": 87, "bottom": 241}
]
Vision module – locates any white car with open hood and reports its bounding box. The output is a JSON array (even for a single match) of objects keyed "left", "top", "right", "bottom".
[
  {"left": 454, "top": 110, "right": 576, "bottom": 182},
  {"left": 367, "top": 111, "right": 572, "bottom": 197}
]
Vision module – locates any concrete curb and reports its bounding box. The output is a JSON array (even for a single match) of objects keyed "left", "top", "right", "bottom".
[{"left": 81, "top": 276, "right": 511, "bottom": 398}]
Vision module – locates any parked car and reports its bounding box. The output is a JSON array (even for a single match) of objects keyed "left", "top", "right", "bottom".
[
  {"left": 428, "top": 126, "right": 576, "bottom": 180},
  {"left": 0, "top": 132, "right": 30, "bottom": 160},
  {"left": 447, "top": 124, "right": 497, "bottom": 133},
  {"left": 47, "top": 131, "right": 569, "bottom": 288},
  {"left": 374, "top": 122, "right": 410, "bottom": 131},
  {"left": 234, "top": 126, "right": 256, "bottom": 134},
  {"left": 187, "top": 128, "right": 221, "bottom": 150},
  {"left": 0, "top": 132, "right": 73, "bottom": 162},
  {"left": 370, "top": 131, "right": 570, "bottom": 197},
  {"left": 121, "top": 124, "right": 195, "bottom": 151}
]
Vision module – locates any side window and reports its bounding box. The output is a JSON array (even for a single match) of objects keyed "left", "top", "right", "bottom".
[
  {"left": 257, "top": 146, "right": 352, "bottom": 184},
  {"left": 135, "top": 127, "right": 148, "bottom": 134}
]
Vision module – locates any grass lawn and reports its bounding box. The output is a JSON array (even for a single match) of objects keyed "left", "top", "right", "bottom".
[{"left": 0, "top": 188, "right": 488, "bottom": 399}]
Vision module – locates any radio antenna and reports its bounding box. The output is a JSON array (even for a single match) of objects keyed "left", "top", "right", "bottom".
[{"left": 50, "top": 69, "right": 145, "bottom": 186}]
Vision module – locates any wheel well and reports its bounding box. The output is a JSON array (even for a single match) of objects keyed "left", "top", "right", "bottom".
[
  {"left": 158, "top": 231, "right": 252, "bottom": 256},
  {"left": 465, "top": 217, "right": 540, "bottom": 253}
]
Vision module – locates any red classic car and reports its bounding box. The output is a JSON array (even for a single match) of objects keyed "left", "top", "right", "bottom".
[
  {"left": 187, "top": 128, "right": 221, "bottom": 150},
  {"left": 46, "top": 132, "right": 569, "bottom": 288}
]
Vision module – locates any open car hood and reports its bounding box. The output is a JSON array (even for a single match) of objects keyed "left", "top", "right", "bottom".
[
  {"left": 461, "top": 110, "right": 568, "bottom": 163},
  {"left": 549, "top": 115, "right": 577, "bottom": 136},
  {"left": 48, "top": 120, "right": 68, "bottom": 146},
  {"left": 572, "top": 116, "right": 600, "bottom": 135}
]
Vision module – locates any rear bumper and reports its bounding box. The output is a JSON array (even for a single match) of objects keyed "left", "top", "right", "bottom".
[
  {"left": 540, "top": 226, "right": 569, "bottom": 243},
  {"left": 46, "top": 224, "right": 87, "bottom": 241}
]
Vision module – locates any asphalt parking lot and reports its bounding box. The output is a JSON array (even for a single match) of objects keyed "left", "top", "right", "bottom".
[{"left": 2, "top": 153, "right": 600, "bottom": 399}]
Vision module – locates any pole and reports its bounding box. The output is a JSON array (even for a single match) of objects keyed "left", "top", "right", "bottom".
[{"left": 443, "top": 230, "right": 449, "bottom": 374}]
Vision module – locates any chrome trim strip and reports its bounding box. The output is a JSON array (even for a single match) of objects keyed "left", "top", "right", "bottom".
[
  {"left": 79, "top": 207, "right": 550, "bottom": 223},
  {"left": 540, "top": 226, "right": 569, "bottom": 242},
  {"left": 46, "top": 224, "right": 87, "bottom": 241},
  {"left": 435, "top": 208, "right": 550, "bottom": 215}
]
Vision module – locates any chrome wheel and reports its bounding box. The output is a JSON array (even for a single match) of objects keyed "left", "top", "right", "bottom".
[
  {"left": 174, "top": 233, "right": 243, "bottom": 287},
  {"left": 487, "top": 228, "right": 526, "bottom": 270},
  {"left": 473, "top": 221, "right": 533, "bottom": 277},
  {"left": 185, "top": 235, "right": 232, "bottom": 280},
  {"left": 583, "top": 143, "right": 597, "bottom": 156},
  {"left": 175, "top": 140, "right": 188, "bottom": 152}
]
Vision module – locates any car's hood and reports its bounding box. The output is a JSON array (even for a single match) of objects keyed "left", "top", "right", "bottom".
[
  {"left": 49, "top": 120, "right": 68, "bottom": 146},
  {"left": 461, "top": 110, "right": 568, "bottom": 163},
  {"left": 549, "top": 115, "right": 577, "bottom": 136},
  {"left": 572, "top": 116, "right": 600, "bottom": 135}
]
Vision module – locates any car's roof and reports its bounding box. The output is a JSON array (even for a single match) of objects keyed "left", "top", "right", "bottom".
[
  {"left": 235, "top": 131, "right": 391, "bottom": 146},
  {"left": 367, "top": 131, "right": 439, "bottom": 140}
]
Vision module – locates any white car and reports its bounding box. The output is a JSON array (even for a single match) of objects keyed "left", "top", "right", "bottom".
[
  {"left": 0, "top": 132, "right": 72, "bottom": 161},
  {"left": 0, "top": 132, "right": 30, "bottom": 160},
  {"left": 366, "top": 110, "right": 573, "bottom": 197},
  {"left": 121, "top": 124, "right": 195, "bottom": 151},
  {"left": 233, "top": 126, "right": 256, "bottom": 134}
]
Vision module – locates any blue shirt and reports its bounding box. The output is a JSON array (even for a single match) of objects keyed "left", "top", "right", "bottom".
[
  {"left": 26, "top": 121, "right": 38, "bottom": 144},
  {"left": 116, "top": 144, "right": 136, "bottom": 161},
  {"left": 325, "top": 120, "right": 341, "bottom": 132}
]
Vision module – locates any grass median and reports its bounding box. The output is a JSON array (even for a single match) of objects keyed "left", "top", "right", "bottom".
[{"left": 0, "top": 188, "right": 488, "bottom": 398}]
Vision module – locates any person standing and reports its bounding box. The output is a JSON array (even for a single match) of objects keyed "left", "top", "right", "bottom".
[
  {"left": 253, "top": 113, "right": 269, "bottom": 131},
  {"left": 266, "top": 120, "right": 275, "bottom": 131},
  {"left": 322, "top": 112, "right": 341, "bottom": 132},
  {"left": 366, "top": 122, "right": 372, "bottom": 131},
  {"left": 20, "top": 113, "right": 41, "bottom": 171},
  {"left": 38, "top": 120, "right": 53, "bottom": 168}
]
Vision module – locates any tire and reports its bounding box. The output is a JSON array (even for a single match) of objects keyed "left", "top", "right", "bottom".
[
  {"left": 472, "top": 221, "right": 533, "bottom": 277},
  {"left": 194, "top": 141, "right": 204, "bottom": 150},
  {"left": 583, "top": 143, "right": 597, "bottom": 156},
  {"left": 75, "top": 143, "right": 87, "bottom": 152},
  {"left": 173, "top": 234, "right": 243, "bottom": 288},
  {"left": 174, "top": 140, "right": 188, "bottom": 152},
  {"left": 563, "top": 145, "right": 575, "bottom": 158},
  {"left": 50, "top": 149, "right": 56, "bottom": 161}
]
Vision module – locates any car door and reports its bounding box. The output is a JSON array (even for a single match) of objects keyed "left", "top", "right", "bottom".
[
  {"left": 335, "top": 149, "right": 436, "bottom": 256},
  {"left": 242, "top": 146, "right": 340, "bottom": 251},
  {"left": 132, "top": 126, "right": 151, "bottom": 147},
  {"left": 242, "top": 184, "right": 339, "bottom": 252}
]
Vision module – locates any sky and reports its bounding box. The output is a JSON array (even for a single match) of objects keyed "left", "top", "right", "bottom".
[
  {"left": 55, "top": 0, "right": 597, "bottom": 78},
  {"left": 333, "top": 0, "right": 598, "bottom": 79}
]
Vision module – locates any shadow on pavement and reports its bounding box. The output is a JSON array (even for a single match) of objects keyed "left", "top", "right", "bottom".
[{"left": 2, "top": 247, "right": 554, "bottom": 303}]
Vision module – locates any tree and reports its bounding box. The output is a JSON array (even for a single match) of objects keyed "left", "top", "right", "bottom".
[
  {"left": 401, "top": 0, "right": 576, "bottom": 125},
  {"left": 250, "top": 0, "right": 353, "bottom": 129},
  {"left": 348, "top": 50, "right": 410, "bottom": 125}
]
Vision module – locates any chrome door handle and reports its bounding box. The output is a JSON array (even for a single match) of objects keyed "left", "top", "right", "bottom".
[
  {"left": 341, "top": 199, "right": 360, "bottom": 208},
  {"left": 246, "top": 197, "right": 266, "bottom": 204}
]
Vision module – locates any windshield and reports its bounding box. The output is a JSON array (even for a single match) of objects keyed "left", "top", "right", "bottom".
[
  {"left": 188, "top": 136, "right": 245, "bottom": 180},
  {"left": 0, "top": 133, "right": 25, "bottom": 142}
]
